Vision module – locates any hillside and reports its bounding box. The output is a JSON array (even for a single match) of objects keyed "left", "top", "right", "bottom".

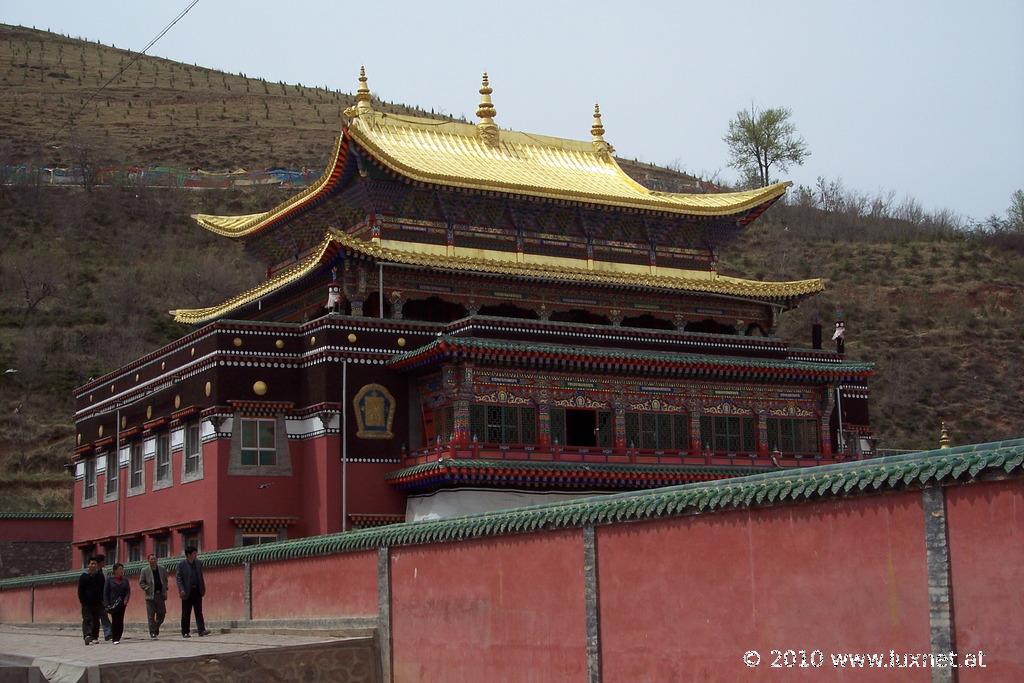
[{"left": 1, "top": 25, "right": 1021, "bottom": 511}]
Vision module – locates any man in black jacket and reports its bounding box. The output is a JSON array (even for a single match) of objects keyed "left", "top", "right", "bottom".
[
  {"left": 77, "top": 557, "right": 105, "bottom": 645},
  {"left": 176, "top": 546, "right": 210, "bottom": 638}
]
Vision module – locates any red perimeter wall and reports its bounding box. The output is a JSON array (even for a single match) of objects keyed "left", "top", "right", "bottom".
[
  {"left": 2, "top": 478, "right": 1022, "bottom": 682},
  {"left": 946, "top": 479, "right": 1024, "bottom": 680}
]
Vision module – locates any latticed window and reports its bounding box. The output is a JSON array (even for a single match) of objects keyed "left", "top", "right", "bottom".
[
  {"left": 185, "top": 423, "right": 202, "bottom": 474},
  {"left": 550, "top": 408, "right": 566, "bottom": 446},
  {"left": 156, "top": 434, "right": 170, "bottom": 483},
  {"left": 105, "top": 451, "right": 118, "bottom": 494},
  {"left": 700, "top": 415, "right": 756, "bottom": 453},
  {"left": 241, "top": 418, "right": 276, "bottom": 466},
  {"left": 470, "top": 404, "right": 537, "bottom": 444},
  {"left": 432, "top": 405, "right": 456, "bottom": 444},
  {"left": 84, "top": 459, "right": 96, "bottom": 500},
  {"left": 767, "top": 418, "right": 818, "bottom": 453},
  {"left": 129, "top": 443, "right": 143, "bottom": 489},
  {"left": 625, "top": 412, "right": 689, "bottom": 449},
  {"left": 596, "top": 411, "right": 612, "bottom": 447}
]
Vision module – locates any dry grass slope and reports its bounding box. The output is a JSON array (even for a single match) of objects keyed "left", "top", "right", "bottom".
[{"left": 0, "top": 25, "right": 1020, "bottom": 511}]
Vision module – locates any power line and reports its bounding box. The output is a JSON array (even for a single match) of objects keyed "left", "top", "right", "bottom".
[{"left": 49, "top": 0, "right": 201, "bottom": 145}]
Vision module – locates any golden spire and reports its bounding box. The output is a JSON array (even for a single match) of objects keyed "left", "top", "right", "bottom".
[
  {"left": 591, "top": 102, "right": 613, "bottom": 155},
  {"left": 350, "top": 65, "right": 373, "bottom": 117},
  {"left": 939, "top": 420, "right": 952, "bottom": 449},
  {"left": 476, "top": 72, "right": 498, "bottom": 145}
]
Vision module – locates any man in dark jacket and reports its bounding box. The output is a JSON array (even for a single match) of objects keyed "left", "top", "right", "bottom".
[
  {"left": 77, "top": 557, "right": 105, "bottom": 645},
  {"left": 176, "top": 546, "right": 210, "bottom": 638}
]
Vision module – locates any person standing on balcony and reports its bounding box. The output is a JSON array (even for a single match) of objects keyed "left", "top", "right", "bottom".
[
  {"left": 139, "top": 553, "right": 169, "bottom": 639},
  {"left": 77, "top": 557, "right": 105, "bottom": 645},
  {"left": 176, "top": 546, "right": 210, "bottom": 638},
  {"left": 103, "top": 563, "right": 131, "bottom": 644}
]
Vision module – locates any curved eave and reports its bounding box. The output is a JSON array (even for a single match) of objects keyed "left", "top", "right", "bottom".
[
  {"left": 190, "top": 133, "right": 348, "bottom": 238},
  {"left": 346, "top": 117, "right": 791, "bottom": 217},
  {"left": 171, "top": 229, "right": 824, "bottom": 325},
  {"left": 171, "top": 236, "right": 336, "bottom": 324}
]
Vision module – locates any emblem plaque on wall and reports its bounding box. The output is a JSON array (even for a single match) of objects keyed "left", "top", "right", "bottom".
[{"left": 354, "top": 383, "right": 396, "bottom": 439}]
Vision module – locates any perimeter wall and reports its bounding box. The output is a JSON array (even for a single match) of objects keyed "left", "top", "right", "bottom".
[{"left": 1, "top": 443, "right": 1022, "bottom": 683}]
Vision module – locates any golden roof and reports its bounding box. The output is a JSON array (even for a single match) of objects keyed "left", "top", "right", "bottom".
[
  {"left": 346, "top": 109, "right": 790, "bottom": 214},
  {"left": 191, "top": 72, "right": 791, "bottom": 238},
  {"left": 172, "top": 230, "right": 824, "bottom": 325}
]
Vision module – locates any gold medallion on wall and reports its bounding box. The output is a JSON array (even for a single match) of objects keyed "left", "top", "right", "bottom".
[{"left": 353, "top": 383, "right": 395, "bottom": 439}]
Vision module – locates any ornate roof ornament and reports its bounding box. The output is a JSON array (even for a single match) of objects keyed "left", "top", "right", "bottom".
[
  {"left": 476, "top": 72, "right": 499, "bottom": 146},
  {"left": 939, "top": 420, "right": 952, "bottom": 449},
  {"left": 591, "top": 103, "right": 614, "bottom": 155},
  {"left": 345, "top": 65, "right": 374, "bottom": 118}
]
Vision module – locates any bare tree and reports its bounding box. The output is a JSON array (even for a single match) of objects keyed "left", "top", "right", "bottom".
[{"left": 724, "top": 105, "right": 810, "bottom": 187}]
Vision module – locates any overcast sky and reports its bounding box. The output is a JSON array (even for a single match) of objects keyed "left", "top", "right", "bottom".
[{"left": 5, "top": 0, "right": 1022, "bottom": 219}]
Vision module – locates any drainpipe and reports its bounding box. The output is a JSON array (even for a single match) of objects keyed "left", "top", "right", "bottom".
[
  {"left": 835, "top": 385, "right": 845, "bottom": 455},
  {"left": 115, "top": 407, "right": 121, "bottom": 560},
  {"left": 341, "top": 359, "right": 348, "bottom": 531},
  {"left": 378, "top": 263, "right": 384, "bottom": 319}
]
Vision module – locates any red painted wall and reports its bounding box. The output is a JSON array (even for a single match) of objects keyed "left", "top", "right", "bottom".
[
  {"left": 0, "top": 518, "right": 71, "bottom": 543},
  {"left": 251, "top": 552, "right": 377, "bottom": 620},
  {"left": 597, "top": 493, "right": 931, "bottom": 682},
  {"left": 0, "top": 588, "right": 31, "bottom": 623},
  {"left": 389, "top": 530, "right": 587, "bottom": 683},
  {"left": 200, "top": 565, "right": 247, "bottom": 622},
  {"left": 946, "top": 479, "right": 1024, "bottom": 681}
]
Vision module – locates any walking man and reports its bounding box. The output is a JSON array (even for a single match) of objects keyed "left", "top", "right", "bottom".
[
  {"left": 176, "top": 546, "right": 210, "bottom": 638},
  {"left": 103, "top": 563, "right": 131, "bottom": 644},
  {"left": 94, "top": 553, "right": 113, "bottom": 641},
  {"left": 77, "top": 557, "right": 105, "bottom": 645},
  {"left": 139, "top": 553, "right": 168, "bottom": 638}
]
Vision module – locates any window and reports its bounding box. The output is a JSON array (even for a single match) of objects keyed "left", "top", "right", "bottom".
[
  {"left": 700, "top": 415, "right": 757, "bottom": 453},
  {"left": 80, "top": 547, "right": 93, "bottom": 568},
  {"left": 185, "top": 423, "right": 201, "bottom": 475},
  {"left": 468, "top": 405, "right": 536, "bottom": 445},
  {"left": 153, "top": 536, "right": 170, "bottom": 559},
  {"left": 625, "top": 412, "right": 689, "bottom": 450},
  {"left": 105, "top": 451, "right": 118, "bottom": 495},
  {"left": 240, "top": 533, "right": 278, "bottom": 547},
  {"left": 767, "top": 418, "right": 819, "bottom": 454},
  {"left": 241, "top": 418, "right": 277, "bottom": 466},
  {"left": 127, "top": 540, "right": 142, "bottom": 563},
  {"left": 102, "top": 542, "right": 117, "bottom": 565},
  {"left": 181, "top": 531, "right": 201, "bottom": 553},
  {"left": 83, "top": 459, "right": 97, "bottom": 501},
  {"left": 129, "top": 443, "right": 143, "bottom": 489},
  {"left": 432, "top": 405, "right": 455, "bottom": 444},
  {"left": 156, "top": 433, "right": 170, "bottom": 483}
]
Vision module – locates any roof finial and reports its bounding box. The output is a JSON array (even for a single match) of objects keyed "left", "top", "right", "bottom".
[
  {"left": 354, "top": 65, "right": 373, "bottom": 116},
  {"left": 476, "top": 72, "right": 499, "bottom": 145},
  {"left": 591, "top": 103, "right": 613, "bottom": 155},
  {"left": 939, "top": 420, "right": 952, "bottom": 449}
]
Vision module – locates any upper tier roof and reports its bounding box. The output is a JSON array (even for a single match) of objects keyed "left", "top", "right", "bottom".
[{"left": 192, "top": 72, "right": 791, "bottom": 239}]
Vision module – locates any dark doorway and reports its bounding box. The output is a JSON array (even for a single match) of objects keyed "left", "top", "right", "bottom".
[
  {"left": 621, "top": 314, "right": 675, "bottom": 331},
  {"left": 477, "top": 303, "right": 539, "bottom": 320},
  {"left": 550, "top": 309, "right": 611, "bottom": 326},
  {"left": 565, "top": 409, "right": 597, "bottom": 447},
  {"left": 403, "top": 296, "right": 468, "bottom": 323},
  {"left": 684, "top": 318, "right": 737, "bottom": 335}
]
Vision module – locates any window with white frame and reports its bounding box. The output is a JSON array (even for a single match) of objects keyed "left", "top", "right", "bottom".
[
  {"left": 83, "top": 459, "right": 97, "bottom": 502},
  {"left": 156, "top": 433, "right": 171, "bottom": 484},
  {"left": 184, "top": 423, "right": 201, "bottom": 475},
  {"left": 105, "top": 451, "right": 118, "bottom": 495},
  {"left": 129, "top": 442, "right": 143, "bottom": 489},
  {"left": 241, "top": 418, "right": 276, "bottom": 466},
  {"left": 240, "top": 533, "right": 278, "bottom": 547}
]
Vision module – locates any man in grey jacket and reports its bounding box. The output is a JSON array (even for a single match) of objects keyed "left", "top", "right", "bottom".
[
  {"left": 176, "top": 546, "right": 209, "bottom": 638},
  {"left": 139, "top": 554, "right": 168, "bottom": 639}
]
